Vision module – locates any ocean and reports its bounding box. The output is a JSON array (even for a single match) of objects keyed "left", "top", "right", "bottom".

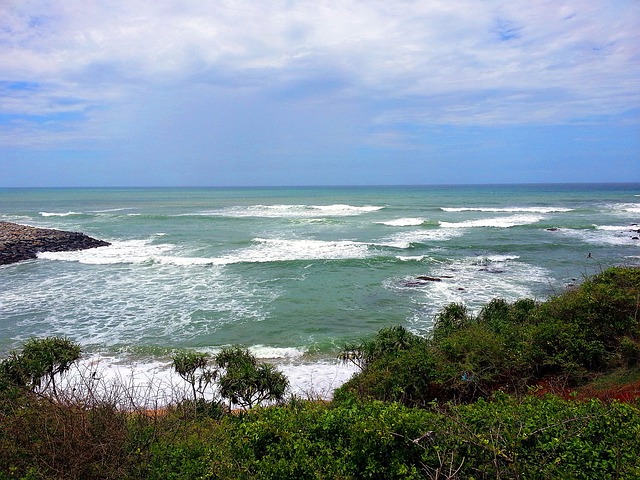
[{"left": 1, "top": 184, "right": 639, "bottom": 400}]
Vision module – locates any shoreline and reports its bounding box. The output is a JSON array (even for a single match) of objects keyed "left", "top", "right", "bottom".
[
  {"left": 60, "top": 353, "right": 359, "bottom": 408},
  {"left": 0, "top": 221, "right": 110, "bottom": 265}
]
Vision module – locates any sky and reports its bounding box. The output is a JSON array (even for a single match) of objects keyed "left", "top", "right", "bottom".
[{"left": 1, "top": 0, "right": 639, "bottom": 187}]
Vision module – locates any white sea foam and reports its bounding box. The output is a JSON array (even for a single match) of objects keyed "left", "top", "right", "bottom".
[
  {"left": 377, "top": 229, "right": 465, "bottom": 249},
  {"left": 201, "top": 204, "right": 383, "bottom": 218},
  {"left": 91, "top": 208, "right": 134, "bottom": 213},
  {"left": 610, "top": 203, "right": 640, "bottom": 215},
  {"left": 1, "top": 214, "right": 33, "bottom": 223},
  {"left": 39, "top": 211, "right": 84, "bottom": 217},
  {"left": 440, "top": 214, "right": 545, "bottom": 228},
  {"left": 61, "top": 353, "right": 357, "bottom": 407},
  {"left": 249, "top": 345, "right": 308, "bottom": 360},
  {"left": 220, "top": 238, "right": 370, "bottom": 263},
  {"left": 555, "top": 227, "right": 640, "bottom": 246},
  {"left": 181, "top": 345, "right": 309, "bottom": 361},
  {"left": 280, "top": 361, "right": 359, "bottom": 399},
  {"left": 36, "top": 235, "right": 374, "bottom": 267},
  {"left": 441, "top": 207, "right": 572, "bottom": 213},
  {"left": 377, "top": 217, "right": 426, "bottom": 227},
  {"left": 595, "top": 225, "right": 631, "bottom": 231},
  {"left": 479, "top": 254, "right": 521, "bottom": 262},
  {"left": 9, "top": 256, "right": 273, "bottom": 349},
  {"left": 37, "top": 239, "right": 174, "bottom": 264},
  {"left": 396, "top": 255, "right": 429, "bottom": 261}
]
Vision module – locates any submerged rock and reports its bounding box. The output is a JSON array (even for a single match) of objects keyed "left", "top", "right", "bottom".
[
  {"left": 403, "top": 275, "right": 455, "bottom": 287},
  {"left": 0, "top": 221, "right": 110, "bottom": 265}
]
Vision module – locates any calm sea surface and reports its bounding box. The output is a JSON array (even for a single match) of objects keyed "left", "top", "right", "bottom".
[{"left": 1, "top": 184, "right": 639, "bottom": 396}]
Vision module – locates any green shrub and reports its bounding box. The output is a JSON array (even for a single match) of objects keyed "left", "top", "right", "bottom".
[
  {"left": 336, "top": 343, "right": 439, "bottom": 406},
  {"left": 620, "top": 337, "right": 640, "bottom": 367},
  {"left": 197, "top": 395, "right": 640, "bottom": 479},
  {"left": 338, "top": 325, "right": 423, "bottom": 370},
  {"left": 431, "top": 303, "right": 473, "bottom": 341}
]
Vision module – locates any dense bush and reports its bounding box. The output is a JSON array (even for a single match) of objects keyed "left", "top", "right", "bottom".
[
  {"left": 141, "top": 395, "right": 640, "bottom": 480},
  {"left": 2, "top": 391, "right": 639, "bottom": 479}
]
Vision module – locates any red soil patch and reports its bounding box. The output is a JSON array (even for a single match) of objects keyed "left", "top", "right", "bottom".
[{"left": 532, "top": 376, "right": 640, "bottom": 403}]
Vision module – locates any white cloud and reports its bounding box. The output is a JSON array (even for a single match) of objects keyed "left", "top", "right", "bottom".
[{"left": 0, "top": 0, "right": 638, "bottom": 149}]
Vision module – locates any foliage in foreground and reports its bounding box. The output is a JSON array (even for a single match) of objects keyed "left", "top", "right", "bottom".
[
  {"left": 205, "top": 394, "right": 640, "bottom": 480},
  {"left": 337, "top": 266, "right": 640, "bottom": 405},
  {"left": 1, "top": 391, "right": 639, "bottom": 479}
]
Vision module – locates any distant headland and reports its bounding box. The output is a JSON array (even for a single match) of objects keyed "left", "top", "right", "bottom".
[{"left": 0, "top": 221, "right": 110, "bottom": 265}]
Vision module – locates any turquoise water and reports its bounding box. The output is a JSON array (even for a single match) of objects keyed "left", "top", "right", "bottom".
[{"left": 1, "top": 184, "right": 639, "bottom": 394}]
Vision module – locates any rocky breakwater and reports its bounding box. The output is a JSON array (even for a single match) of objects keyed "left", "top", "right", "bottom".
[{"left": 0, "top": 221, "right": 110, "bottom": 265}]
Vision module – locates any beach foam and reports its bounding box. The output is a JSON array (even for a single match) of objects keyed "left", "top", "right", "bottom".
[{"left": 60, "top": 353, "right": 357, "bottom": 408}]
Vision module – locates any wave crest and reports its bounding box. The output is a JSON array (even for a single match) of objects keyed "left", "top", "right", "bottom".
[{"left": 440, "top": 214, "right": 544, "bottom": 228}]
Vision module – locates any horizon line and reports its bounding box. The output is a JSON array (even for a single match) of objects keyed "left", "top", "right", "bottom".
[{"left": 1, "top": 181, "right": 639, "bottom": 190}]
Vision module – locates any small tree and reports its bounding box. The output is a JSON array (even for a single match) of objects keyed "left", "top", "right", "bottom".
[
  {"left": 215, "top": 346, "right": 289, "bottom": 410},
  {"left": 172, "top": 351, "right": 217, "bottom": 403},
  {"left": 0, "top": 337, "right": 81, "bottom": 396}
]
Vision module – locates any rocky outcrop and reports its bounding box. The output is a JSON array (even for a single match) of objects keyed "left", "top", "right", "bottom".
[{"left": 0, "top": 221, "right": 110, "bottom": 265}]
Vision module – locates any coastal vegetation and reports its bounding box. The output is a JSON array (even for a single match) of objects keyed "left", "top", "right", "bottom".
[
  {"left": 336, "top": 266, "right": 640, "bottom": 406},
  {"left": 1, "top": 267, "right": 639, "bottom": 479}
]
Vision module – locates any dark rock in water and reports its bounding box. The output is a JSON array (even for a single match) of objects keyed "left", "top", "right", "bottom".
[
  {"left": 479, "top": 268, "right": 505, "bottom": 274},
  {"left": 546, "top": 228, "right": 558, "bottom": 231},
  {"left": 0, "top": 221, "right": 110, "bottom": 265},
  {"left": 403, "top": 275, "right": 453, "bottom": 287}
]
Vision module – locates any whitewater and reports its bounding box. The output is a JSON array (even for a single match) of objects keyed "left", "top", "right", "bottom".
[{"left": 1, "top": 184, "right": 639, "bottom": 402}]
